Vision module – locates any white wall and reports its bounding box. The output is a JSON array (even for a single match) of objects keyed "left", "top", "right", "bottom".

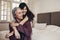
[{"left": 28, "top": 0, "right": 60, "bottom": 22}]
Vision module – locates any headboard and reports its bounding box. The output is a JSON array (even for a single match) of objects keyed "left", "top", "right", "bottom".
[{"left": 37, "top": 12, "right": 60, "bottom": 27}]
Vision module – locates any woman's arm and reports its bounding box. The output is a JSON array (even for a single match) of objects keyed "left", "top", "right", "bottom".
[
  {"left": 10, "top": 16, "right": 28, "bottom": 27},
  {"left": 9, "top": 22, "right": 20, "bottom": 39}
]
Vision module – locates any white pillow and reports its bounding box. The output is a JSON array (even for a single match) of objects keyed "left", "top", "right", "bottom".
[
  {"left": 34, "top": 23, "right": 47, "bottom": 30},
  {"left": 46, "top": 25, "right": 59, "bottom": 32}
]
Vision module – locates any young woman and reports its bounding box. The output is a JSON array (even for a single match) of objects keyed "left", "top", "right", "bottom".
[{"left": 19, "top": 2, "right": 34, "bottom": 22}]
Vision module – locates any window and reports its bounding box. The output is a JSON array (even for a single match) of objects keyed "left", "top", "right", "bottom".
[{"left": 1, "top": 1, "right": 11, "bottom": 21}]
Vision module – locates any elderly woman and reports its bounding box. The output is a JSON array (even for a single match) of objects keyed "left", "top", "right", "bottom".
[{"left": 6, "top": 7, "right": 32, "bottom": 40}]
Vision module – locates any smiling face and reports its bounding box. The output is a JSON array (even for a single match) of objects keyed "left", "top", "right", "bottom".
[
  {"left": 22, "top": 6, "right": 27, "bottom": 15},
  {"left": 15, "top": 8, "right": 23, "bottom": 20}
]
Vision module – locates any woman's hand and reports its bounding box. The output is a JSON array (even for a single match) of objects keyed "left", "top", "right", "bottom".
[
  {"left": 14, "top": 30, "right": 20, "bottom": 39},
  {"left": 20, "top": 16, "right": 28, "bottom": 25},
  {"left": 5, "top": 32, "right": 13, "bottom": 38}
]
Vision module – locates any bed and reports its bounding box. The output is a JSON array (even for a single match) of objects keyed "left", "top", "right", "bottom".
[{"left": 31, "top": 12, "right": 60, "bottom": 40}]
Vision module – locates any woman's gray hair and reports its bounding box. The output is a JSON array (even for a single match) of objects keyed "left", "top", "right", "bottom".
[{"left": 12, "top": 7, "right": 20, "bottom": 19}]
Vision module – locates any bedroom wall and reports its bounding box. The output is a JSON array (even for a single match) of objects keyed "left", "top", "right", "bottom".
[{"left": 28, "top": 0, "right": 60, "bottom": 23}]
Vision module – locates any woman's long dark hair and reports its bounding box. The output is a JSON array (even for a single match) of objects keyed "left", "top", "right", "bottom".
[{"left": 19, "top": 2, "right": 34, "bottom": 21}]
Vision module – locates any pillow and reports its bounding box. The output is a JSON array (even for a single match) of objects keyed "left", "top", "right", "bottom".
[
  {"left": 46, "top": 25, "right": 59, "bottom": 32},
  {"left": 34, "top": 23, "right": 47, "bottom": 30}
]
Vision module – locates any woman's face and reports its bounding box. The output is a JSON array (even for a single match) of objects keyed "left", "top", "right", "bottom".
[
  {"left": 15, "top": 8, "right": 23, "bottom": 20},
  {"left": 22, "top": 6, "right": 27, "bottom": 15}
]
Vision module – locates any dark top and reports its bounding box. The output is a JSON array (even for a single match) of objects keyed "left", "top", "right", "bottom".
[{"left": 9, "top": 21, "right": 32, "bottom": 40}]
